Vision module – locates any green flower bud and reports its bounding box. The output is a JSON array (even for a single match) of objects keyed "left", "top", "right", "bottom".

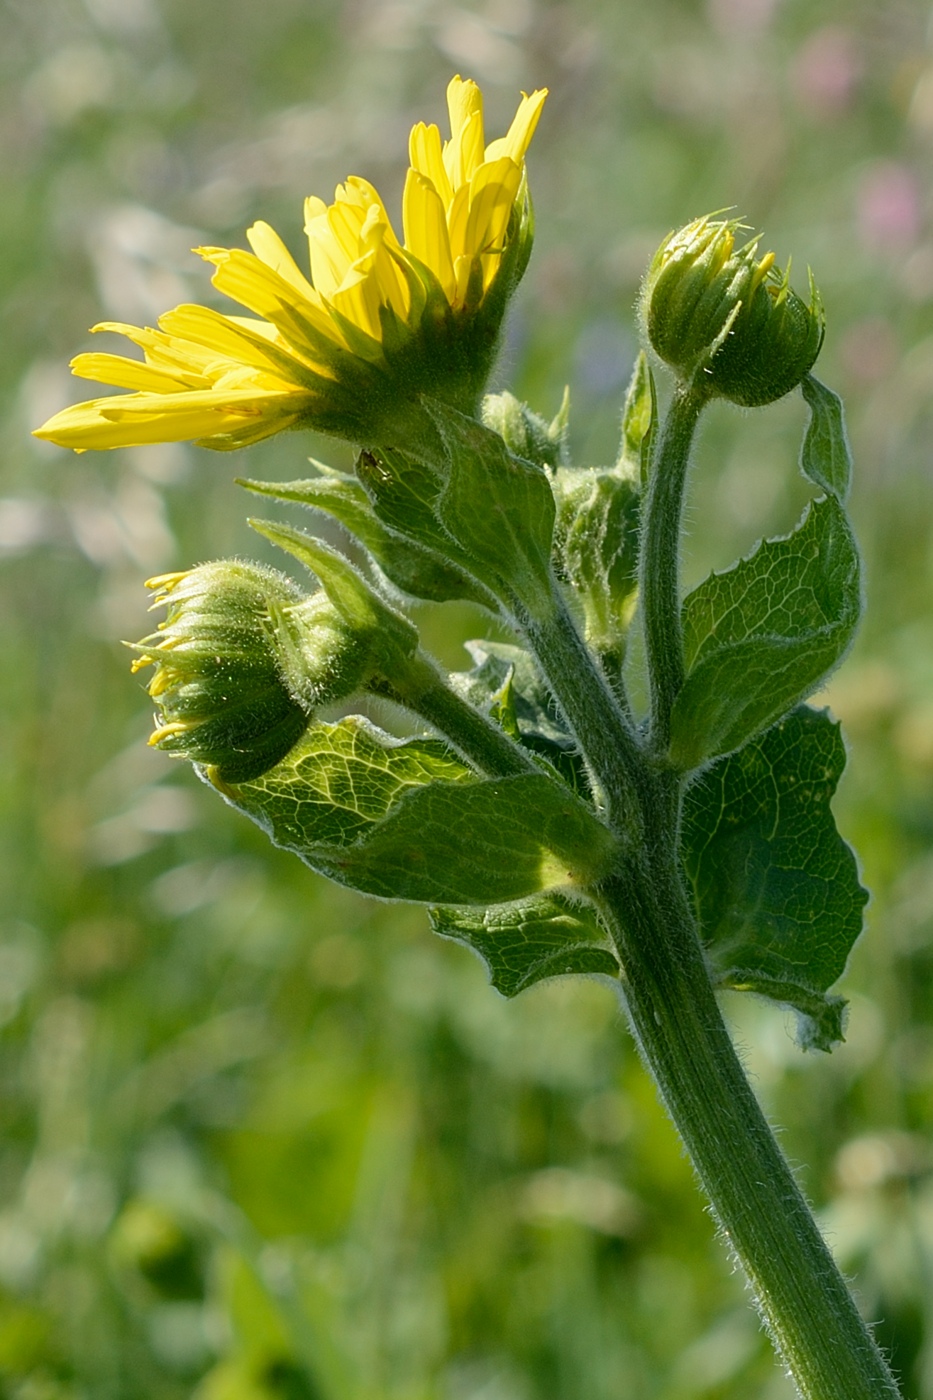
[
  {"left": 481, "top": 389, "right": 569, "bottom": 468},
  {"left": 131, "top": 560, "right": 371, "bottom": 784},
  {"left": 643, "top": 215, "right": 824, "bottom": 406}
]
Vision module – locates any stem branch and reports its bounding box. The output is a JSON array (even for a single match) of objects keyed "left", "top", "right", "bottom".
[
  {"left": 641, "top": 383, "right": 705, "bottom": 752},
  {"left": 523, "top": 594, "right": 644, "bottom": 830},
  {"left": 377, "top": 652, "right": 537, "bottom": 779}
]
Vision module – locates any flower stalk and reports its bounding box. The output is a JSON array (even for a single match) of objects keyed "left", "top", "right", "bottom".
[
  {"left": 596, "top": 846, "right": 901, "bottom": 1400},
  {"left": 639, "top": 382, "right": 706, "bottom": 753}
]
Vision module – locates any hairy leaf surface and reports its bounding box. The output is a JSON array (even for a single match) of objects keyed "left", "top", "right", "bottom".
[
  {"left": 800, "top": 374, "right": 852, "bottom": 503},
  {"left": 431, "top": 894, "right": 619, "bottom": 996},
  {"left": 425, "top": 401, "right": 556, "bottom": 614},
  {"left": 670, "top": 495, "right": 860, "bottom": 768},
  {"left": 240, "top": 470, "right": 489, "bottom": 605},
  {"left": 451, "top": 640, "right": 587, "bottom": 791},
  {"left": 222, "top": 718, "right": 615, "bottom": 904},
  {"left": 554, "top": 468, "right": 640, "bottom": 653}
]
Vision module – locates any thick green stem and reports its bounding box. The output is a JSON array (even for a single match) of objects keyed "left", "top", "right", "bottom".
[
  {"left": 641, "top": 383, "right": 705, "bottom": 752},
  {"left": 376, "top": 651, "right": 537, "bottom": 779},
  {"left": 522, "top": 594, "right": 644, "bottom": 831},
  {"left": 595, "top": 643, "right": 635, "bottom": 723},
  {"left": 594, "top": 787, "right": 900, "bottom": 1400},
  {"left": 521, "top": 566, "right": 900, "bottom": 1399}
]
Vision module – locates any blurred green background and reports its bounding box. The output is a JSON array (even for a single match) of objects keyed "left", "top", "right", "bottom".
[{"left": 3, "top": 0, "right": 933, "bottom": 1394}]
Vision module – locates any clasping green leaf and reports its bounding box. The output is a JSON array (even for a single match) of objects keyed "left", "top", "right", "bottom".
[
  {"left": 682, "top": 705, "right": 867, "bottom": 1051},
  {"left": 424, "top": 399, "right": 557, "bottom": 618},
  {"left": 800, "top": 374, "right": 852, "bottom": 503},
  {"left": 617, "top": 350, "right": 657, "bottom": 487},
  {"left": 240, "top": 468, "right": 489, "bottom": 606},
  {"left": 670, "top": 495, "right": 861, "bottom": 770},
  {"left": 553, "top": 467, "right": 640, "bottom": 655},
  {"left": 247, "top": 520, "right": 419, "bottom": 679}
]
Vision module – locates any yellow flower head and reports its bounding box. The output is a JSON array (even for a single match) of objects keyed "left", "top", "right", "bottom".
[{"left": 34, "top": 77, "right": 547, "bottom": 454}]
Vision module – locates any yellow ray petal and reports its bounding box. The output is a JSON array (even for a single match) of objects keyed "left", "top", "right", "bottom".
[
  {"left": 463, "top": 156, "right": 522, "bottom": 264},
  {"left": 246, "top": 221, "right": 317, "bottom": 301},
  {"left": 347, "top": 178, "right": 404, "bottom": 252},
  {"left": 328, "top": 260, "right": 383, "bottom": 342},
  {"left": 326, "top": 196, "right": 370, "bottom": 264},
  {"left": 409, "top": 122, "right": 452, "bottom": 207},
  {"left": 33, "top": 388, "right": 294, "bottom": 451},
  {"left": 90, "top": 320, "right": 166, "bottom": 353},
  {"left": 483, "top": 88, "right": 548, "bottom": 163},
  {"left": 89, "top": 321, "right": 221, "bottom": 380},
  {"left": 158, "top": 305, "right": 304, "bottom": 383},
  {"left": 403, "top": 169, "right": 456, "bottom": 298},
  {"left": 225, "top": 315, "right": 280, "bottom": 342},
  {"left": 446, "top": 182, "right": 472, "bottom": 267},
  {"left": 444, "top": 109, "right": 485, "bottom": 192},
  {"left": 197, "top": 247, "right": 345, "bottom": 361},
  {"left": 452, "top": 252, "right": 477, "bottom": 307},
  {"left": 353, "top": 205, "right": 410, "bottom": 319},
  {"left": 70, "top": 352, "right": 202, "bottom": 393},
  {"left": 371, "top": 243, "right": 411, "bottom": 321},
  {"left": 446, "top": 76, "right": 484, "bottom": 164},
  {"left": 305, "top": 201, "right": 363, "bottom": 297},
  {"left": 303, "top": 195, "right": 328, "bottom": 227}
]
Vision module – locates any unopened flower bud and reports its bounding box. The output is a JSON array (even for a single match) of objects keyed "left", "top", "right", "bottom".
[
  {"left": 643, "top": 215, "right": 823, "bottom": 406},
  {"left": 481, "top": 389, "right": 568, "bottom": 468},
  {"left": 131, "top": 560, "right": 371, "bottom": 783}
]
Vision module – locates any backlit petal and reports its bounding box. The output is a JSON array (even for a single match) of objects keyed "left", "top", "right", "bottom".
[
  {"left": 484, "top": 88, "right": 548, "bottom": 163},
  {"left": 463, "top": 157, "right": 522, "bottom": 265},
  {"left": 246, "top": 221, "right": 317, "bottom": 301},
  {"left": 70, "top": 353, "right": 201, "bottom": 393},
  {"left": 409, "top": 123, "right": 452, "bottom": 206},
  {"left": 403, "top": 169, "right": 456, "bottom": 299},
  {"left": 34, "top": 388, "right": 301, "bottom": 451}
]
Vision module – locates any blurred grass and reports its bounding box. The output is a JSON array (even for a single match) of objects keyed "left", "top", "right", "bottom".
[{"left": 4, "top": 0, "right": 933, "bottom": 1395}]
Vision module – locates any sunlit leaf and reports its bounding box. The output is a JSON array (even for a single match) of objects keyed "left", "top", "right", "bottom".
[
  {"left": 425, "top": 400, "right": 557, "bottom": 614},
  {"left": 554, "top": 466, "right": 640, "bottom": 653},
  {"left": 670, "top": 496, "right": 861, "bottom": 769},
  {"left": 451, "top": 639, "right": 587, "bottom": 791},
  {"left": 222, "top": 718, "right": 616, "bottom": 904},
  {"left": 431, "top": 893, "right": 619, "bottom": 996},
  {"left": 240, "top": 469, "right": 489, "bottom": 605}
]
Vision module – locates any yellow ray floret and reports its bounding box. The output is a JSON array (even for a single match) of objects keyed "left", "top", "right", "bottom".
[{"left": 34, "top": 76, "right": 546, "bottom": 454}]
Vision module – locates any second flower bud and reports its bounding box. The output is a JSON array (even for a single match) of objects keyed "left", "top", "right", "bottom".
[{"left": 643, "top": 215, "right": 823, "bottom": 406}]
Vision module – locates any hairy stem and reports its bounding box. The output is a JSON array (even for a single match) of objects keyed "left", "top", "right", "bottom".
[
  {"left": 593, "top": 778, "right": 900, "bottom": 1400},
  {"left": 516, "top": 409, "right": 901, "bottom": 1397},
  {"left": 641, "top": 383, "right": 705, "bottom": 752},
  {"left": 522, "top": 593, "right": 644, "bottom": 830},
  {"left": 376, "top": 651, "right": 537, "bottom": 779}
]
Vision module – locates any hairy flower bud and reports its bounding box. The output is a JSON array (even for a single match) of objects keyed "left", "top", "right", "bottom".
[
  {"left": 481, "top": 389, "right": 568, "bottom": 468},
  {"left": 131, "top": 560, "right": 371, "bottom": 783},
  {"left": 643, "top": 215, "right": 823, "bottom": 406}
]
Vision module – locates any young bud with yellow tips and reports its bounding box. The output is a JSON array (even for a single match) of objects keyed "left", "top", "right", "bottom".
[
  {"left": 131, "top": 561, "right": 371, "bottom": 784},
  {"left": 643, "top": 215, "right": 823, "bottom": 406}
]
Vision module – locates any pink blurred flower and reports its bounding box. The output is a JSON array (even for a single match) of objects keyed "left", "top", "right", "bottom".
[
  {"left": 856, "top": 162, "right": 922, "bottom": 255},
  {"left": 792, "top": 26, "right": 862, "bottom": 118}
]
